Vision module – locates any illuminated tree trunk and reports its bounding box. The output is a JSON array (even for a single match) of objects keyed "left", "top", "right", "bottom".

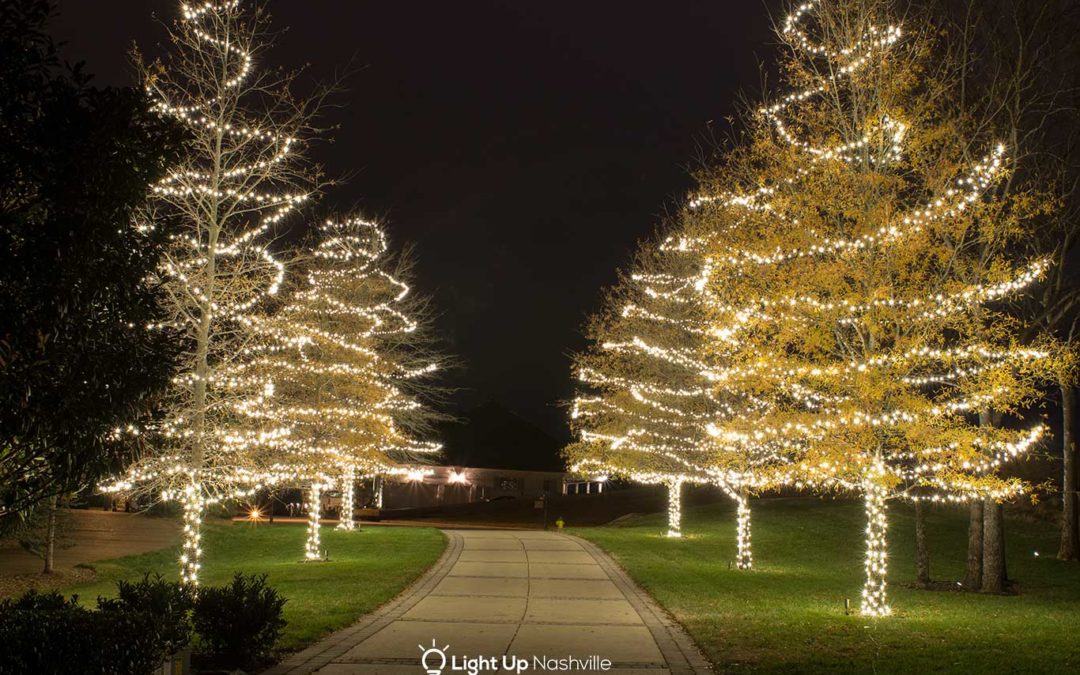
[
  {"left": 861, "top": 475, "right": 890, "bottom": 617},
  {"left": 304, "top": 483, "right": 322, "bottom": 561},
  {"left": 914, "top": 499, "right": 929, "bottom": 587},
  {"left": 666, "top": 478, "right": 683, "bottom": 538},
  {"left": 964, "top": 500, "right": 983, "bottom": 590},
  {"left": 1060, "top": 384, "right": 1078, "bottom": 561},
  {"left": 337, "top": 466, "right": 357, "bottom": 532},
  {"left": 180, "top": 483, "right": 204, "bottom": 586},
  {"left": 736, "top": 488, "right": 752, "bottom": 570},
  {"left": 982, "top": 499, "right": 1006, "bottom": 592},
  {"left": 374, "top": 476, "right": 384, "bottom": 508}
]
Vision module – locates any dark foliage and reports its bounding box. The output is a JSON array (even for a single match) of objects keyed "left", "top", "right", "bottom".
[
  {"left": 97, "top": 573, "right": 194, "bottom": 656},
  {"left": 0, "top": 0, "right": 182, "bottom": 528},
  {"left": 192, "top": 573, "right": 288, "bottom": 670},
  {"left": 0, "top": 590, "right": 165, "bottom": 675}
]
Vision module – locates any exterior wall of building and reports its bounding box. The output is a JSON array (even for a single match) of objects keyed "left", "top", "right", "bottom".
[{"left": 379, "top": 466, "right": 567, "bottom": 511}]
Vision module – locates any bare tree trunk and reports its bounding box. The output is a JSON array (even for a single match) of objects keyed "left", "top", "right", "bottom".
[
  {"left": 982, "top": 499, "right": 1006, "bottom": 593},
  {"left": 43, "top": 494, "right": 57, "bottom": 575},
  {"left": 914, "top": 499, "right": 930, "bottom": 587},
  {"left": 978, "top": 409, "right": 1008, "bottom": 592},
  {"left": 964, "top": 500, "right": 983, "bottom": 590},
  {"left": 1060, "top": 384, "right": 1079, "bottom": 561}
]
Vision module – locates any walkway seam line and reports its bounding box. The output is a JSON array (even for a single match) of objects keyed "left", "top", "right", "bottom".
[{"left": 568, "top": 533, "right": 713, "bottom": 675}]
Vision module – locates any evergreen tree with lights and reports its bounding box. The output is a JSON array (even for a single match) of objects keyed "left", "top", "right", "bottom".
[
  {"left": 104, "top": 0, "right": 324, "bottom": 586},
  {"left": 697, "top": 0, "right": 1050, "bottom": 615},
  {"left": 568, "top": 231, "right": 776, "bottom": 567},
  {"left": 253, "top": 217, "right": 444, "bottom": 560}
]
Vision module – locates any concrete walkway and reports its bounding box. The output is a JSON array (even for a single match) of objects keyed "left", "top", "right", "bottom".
[{"left": 266, "top": 529, "right": 709, "bottom": 675}]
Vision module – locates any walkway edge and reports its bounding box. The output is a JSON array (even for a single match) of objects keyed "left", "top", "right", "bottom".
[
  {"left": 570, "top": 534, "right": 713, "bottom": 675},
  {"left": 262, "top": 529, "right": 464, "bottom": 675}
]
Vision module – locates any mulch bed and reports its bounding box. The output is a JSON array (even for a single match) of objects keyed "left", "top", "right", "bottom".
[{"left": 0, "top": 565, "right": 96, "bottom": 600}]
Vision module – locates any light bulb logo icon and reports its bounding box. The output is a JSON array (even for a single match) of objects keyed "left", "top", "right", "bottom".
[{"left": 418, "top": 639, "right": 449, "bottom": 675}]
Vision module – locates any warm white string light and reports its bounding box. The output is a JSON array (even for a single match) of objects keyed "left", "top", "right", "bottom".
[
  {"left": 304, "top": 481, "right": 327, "bottom": 561},
  {"left": 337, "top": 465, "right": 357, "bottom": 531},
  {"left": 666, "top": 478, "right": 684, "bottom": 538}
]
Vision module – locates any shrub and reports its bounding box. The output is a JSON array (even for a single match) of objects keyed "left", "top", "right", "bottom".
[
  {"left": 192, "top": 572, "right": 287, "bottom": 669},
  {"left": 98, "top": 573, "right": 194, "bottom": 656},
  {"left": 0, "top": 590, "right": 164, "bottom": 675}
]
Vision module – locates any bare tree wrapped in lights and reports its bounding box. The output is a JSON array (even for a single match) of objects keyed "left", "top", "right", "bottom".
[
  {"left": 252, "top": 217, "right": 444, "bottom": 560},
  {"left": 568, "top": 232, "right": 776, "bottom": 567},
  {"left": 697, "top": 0, "right": 1051, "bottom": 615},
  {"left": 103, "top": 1, "right": 327, "bottom": 586}
]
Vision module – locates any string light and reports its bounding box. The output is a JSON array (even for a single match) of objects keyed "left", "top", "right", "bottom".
[
  {"left": 667, "top": 478, "right": 683, "bottom": 538},
  {"left": 861, "top": 464, "right": 891, "bottom": 616},
  {"left": 736, "top": 490, "right": 752, "bottom": 570},
  {"left": 337, "top": 465, "right": 357, "bottom": 531},
  {"left": 304, "top": 481, "right": 326, "bottom": 561}
]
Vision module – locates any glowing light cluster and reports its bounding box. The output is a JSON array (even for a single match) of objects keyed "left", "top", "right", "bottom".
[
  {"left": 861, "top": 467, "right": 891, "bottom": 616},
  {"left": 736, "top": 491, "right": 752, "bottom": 570},
  {"left": 337, "top": 465, "right": 357, "bottom": 531},
  {"left": 666, "top": 479, "right": 683, "bottom": 538},
  {"left": 305, "top": 481, "right": 326, "bottom": 560},
  {"left": 178, "top": 484, "right": 205, "bottom": 586}
]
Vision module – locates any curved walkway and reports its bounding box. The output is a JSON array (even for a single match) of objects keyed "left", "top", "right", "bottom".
[{"left": 265, "top": 529, "right": 709, "bottom": 675}]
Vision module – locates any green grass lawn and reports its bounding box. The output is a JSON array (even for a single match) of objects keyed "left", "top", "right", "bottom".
[
  {"left": 60, "top": 522, "right": 445, "bottom": 653},
  {"left": 573, "top": 497, "right": 1080, "bottom": 674}
]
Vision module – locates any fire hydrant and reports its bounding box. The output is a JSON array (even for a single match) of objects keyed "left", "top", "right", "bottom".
[{"left": 555, "top": 517, "right": 565, "bottom": 530}]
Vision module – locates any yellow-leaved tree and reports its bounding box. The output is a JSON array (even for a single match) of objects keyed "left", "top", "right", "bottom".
[{"left": 697, "top": 0, "right": 1051, "bottom": 615}]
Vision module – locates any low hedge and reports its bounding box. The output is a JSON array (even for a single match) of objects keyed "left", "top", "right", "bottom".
[
  {"left": 0, "top": 573, "right": 287, "bottom": 675},
  {"left": 0, "top": 591, "right": 164, "bottom": 674}
]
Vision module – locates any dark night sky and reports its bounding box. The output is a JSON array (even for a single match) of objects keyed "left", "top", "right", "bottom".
[{"left": 50, "top": 1, "right": 773, "bottom": 440}]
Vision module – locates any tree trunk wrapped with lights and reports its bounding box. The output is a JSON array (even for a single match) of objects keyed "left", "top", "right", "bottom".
[
  {"left": 665, "top": 478, "right": 683, "bottom": 538},
  {"left": 696, "top": 0, "right": 1050, "bottom": 615},
  {"left": 101, "top": 0, "right": 323, "bottom": 586},
  {"left": 305, "top": 481, "right": 326, "bottom": 560},
  {"left": 252, "top": 217, "right": 445, "bottom": 558},
  {"left": 337, "top": 465, "right": 357, "bottom": 531}
]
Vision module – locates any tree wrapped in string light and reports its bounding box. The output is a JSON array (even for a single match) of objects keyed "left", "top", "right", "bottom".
[
  {"left": 696, "top": 0, "right": 1050, "bottom": 615},
  {"left": 568, "top": 233, "right": 775, "bottom": 566},
  {"left": 253, "top": 218, "right": 444, "bottom": 559},
  {"left": 103, "top": 0, "right": 323, "bottom": 586}
]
